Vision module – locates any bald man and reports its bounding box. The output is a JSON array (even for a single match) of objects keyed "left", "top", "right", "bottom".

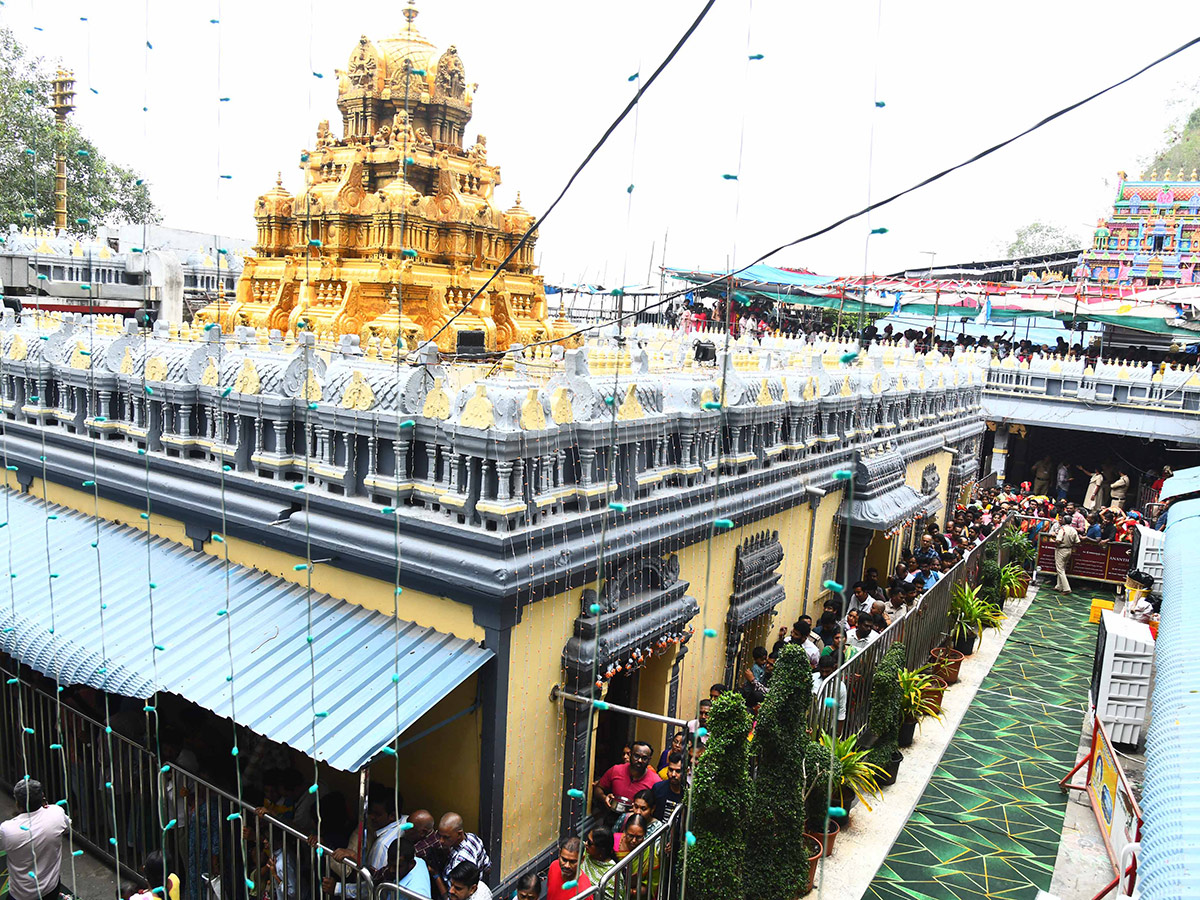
[
  {"left": 435, "top": 813, "right": 491, "bottom": 896},
  {"left": 408, "top": 810, "right": 445, "bottom": 876}
]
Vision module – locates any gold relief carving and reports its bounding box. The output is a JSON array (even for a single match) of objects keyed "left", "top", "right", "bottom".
[
  {"left": 756, "top": 379, "right": 772, "bottom": 406},
  {"left": 7, "top": 334, "right": 27, "bottom": 362},
  {"left": 802, "top": 378, "right": 815, "bottom": 401},
  {"left": 422, "top": 377, "right": 451, "bottom": 420},
  {"left": 839, "top": 376, "right": 851, "bottom": 397},
  {"left": 896, "top": 373, "right": 906, "bottom": 391},
  {"left": 616, "top": 383, "right": 645, "bottom": 421},
  {"left": 937, "top": 373, "right": 945, "bottom": 388},
  {"left": 69, "top": 341, "right": 92, "bottom": 370},
  {"left": 119, "top": 347, "right": 135, "bottom": 375},
  {"left": 460, "top": 384, "right": 495, "bottom": 429},
  {"left": 144, "top": 356, "right": 167, "bottom": 382},
  {"left": 233, "top": 359, "right": 261, "bottom": 395},
  {"left": 302, "top": 368, "right": 322, "bottom": 402},
  {"left": 550, "top": 386, "right": 573, "bottom": 424},
  {"left": 201, "top": 358, "right": 219, "bottom": 387},
  {"left": 918, "top": 371, "right": 926, "bottom": 390},
  {"left": 341, "top": 370, "right": 375, "bottom": 410},
  {"left": 871, "top": 373, "right": 883, "bottom": 394},
  {"left": 519, "top": 388, "right": 546, "bottom": 431}
]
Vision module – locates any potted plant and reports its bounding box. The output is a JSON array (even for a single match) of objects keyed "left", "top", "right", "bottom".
[
  {"left": 745, "top": 646, "right": 814, "bottom": 900},
  {"left": 809, "top": 730, "right": 885, "bottom": 825},
  {"left": 897, "top": 666, "right": 942, "bottom": 746},
  {"left": 929, "top": 646, "right": 965, "bottom": 685},
  {"left": 801, "top": 834, "right": 823, "bottom": 895},
  {"left": 923, "top": 674, "right": 948, "bottom": 712},
  {"left": 865, "top": 643, "right": 907, "bottom": 787},
  {"left": 949, "top": 582, "right": 982, "bottom": 655},
  {"left": 686, "top": 691, "right": 753, "bottom": 900},
  {"left": 1001, "top": 523, "right": 1036, "bottom": 571},
  {"left": 998, "top": 562, "right": 1029, "bottom": 599}
]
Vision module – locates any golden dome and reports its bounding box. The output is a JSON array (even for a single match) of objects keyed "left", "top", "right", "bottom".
[{"left": 376, "top": 2, "right": 438, "bottom": 87}]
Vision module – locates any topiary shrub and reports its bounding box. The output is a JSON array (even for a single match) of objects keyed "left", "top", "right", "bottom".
[
  {"left": 684, "top": 689, "right": 752, "bottom": 900},
  {"left": 745, "top": 645, "right": 813, "bottom": 900},
  {"left": 865, "top": 642, "right": 906, "bottom": 770}
]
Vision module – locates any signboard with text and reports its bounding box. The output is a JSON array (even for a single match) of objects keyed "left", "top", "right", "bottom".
[{"left": 1036, "top": 534, "right": 1131, "bottom": 585}]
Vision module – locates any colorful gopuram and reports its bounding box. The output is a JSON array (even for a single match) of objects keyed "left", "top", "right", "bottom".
[
  {"left": 194, "top": 1, "right": 569, "bottom": 352},
  {"left": 1082, "top": 168, "right": 1200, "bottom": 286}
]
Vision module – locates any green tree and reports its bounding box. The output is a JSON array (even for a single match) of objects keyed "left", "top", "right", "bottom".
[
  {"left": 745, "top": 646, "right": 815, "bottom": 900},
  {"left": 1003, "top": 221, "right": 1082, "bottom": 257},
  {"left": 1146, "top": 106, "right": 1200, "bottom": 179},
  {"left": 684, "top": 690, "right": 752, "bottom": 900},
  {"left": 0, "top": 27, "right": 156, "bottom": 233},
  {"left": 865, "top": 642, "right": 906, "bottom": 770}
]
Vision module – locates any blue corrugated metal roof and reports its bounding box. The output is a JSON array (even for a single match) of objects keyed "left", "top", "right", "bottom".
[
  {"left": 0, "top": 487, "right": 492, "bottom": 772},
  {"left": 1159, "top": 465, "right": 1200, "bottom": 501},
  {"left": 1139, "top": 496, "right": 1200, "bottom": 899}
]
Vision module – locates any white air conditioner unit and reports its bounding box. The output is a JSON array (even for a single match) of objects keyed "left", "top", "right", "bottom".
[
  {"left": 1089, "top": 610, "right": 1155, "bottom": 746},
  {"left": 1129, "top": 525, "right": 1163, "bottom": 596}
]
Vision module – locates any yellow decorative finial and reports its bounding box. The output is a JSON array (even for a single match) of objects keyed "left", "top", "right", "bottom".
[
  {"left": 276, "top": 171, "right": 283, "bottom": 187},
  {"left": 403, "top": 0, "right": 418, "bottom": 26}
]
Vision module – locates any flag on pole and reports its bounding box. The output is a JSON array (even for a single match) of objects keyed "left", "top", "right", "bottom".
[
  {"left": 890, "top": 292, "right": 901, "bottom": 315},
  {"left": 973, "top": 293, "right": 992, "bottom": 326}
]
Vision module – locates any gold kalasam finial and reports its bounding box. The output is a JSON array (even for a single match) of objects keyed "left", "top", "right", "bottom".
[
  {"left": 403, "top": 0, "right": 418, "bottom": 26},
  {"left": 515, "top": 191, "right": 522, "bottom": 206},
  {"left": 276, "top": 172, "right": 283, "bottom": 187}
]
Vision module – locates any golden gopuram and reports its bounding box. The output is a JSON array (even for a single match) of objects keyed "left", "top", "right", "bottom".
[{"left": 194, "top": 1, "right": 571, "bottom": 353}]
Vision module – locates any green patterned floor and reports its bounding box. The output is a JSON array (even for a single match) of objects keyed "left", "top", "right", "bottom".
[{"left": 866, "top": 583, "right": 1105, "bottom": 900}]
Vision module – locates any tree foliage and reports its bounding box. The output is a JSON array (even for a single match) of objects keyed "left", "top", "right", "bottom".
[
  {"left": 1003, "top": 221, "right": 1082, "bottom": 258},
  {"left": 1146, "top": 106, "right": 1200, "bottom": 179},
  {"left": 685, "top": 690, "right": 752, "bottom": 900},
  {"left": 745, "top": 646, "right": 814, "bottom": 900},
  {"left": 0, "top": 28, "right": 157, "bottom": 233},
  {"left": 865, "top": 642, "right": 906, "bottom": 770}
]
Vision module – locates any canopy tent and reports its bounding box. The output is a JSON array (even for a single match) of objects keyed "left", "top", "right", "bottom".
[
  {"left": 0, "top": 489, "right": 493, "bottom": 772},
  {"left": 666, "top": 264, "right": 1200, "bottom": 339}
]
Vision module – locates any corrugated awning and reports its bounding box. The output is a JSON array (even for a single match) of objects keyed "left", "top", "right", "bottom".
[
  {"left": 0, "top": 488, "right": 492, "bottom": 772},
  {"left": 841, "top": 484, "right": 929, "bottom": 533}
]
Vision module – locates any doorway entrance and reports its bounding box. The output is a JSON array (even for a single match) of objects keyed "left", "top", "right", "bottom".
[{"left": 593, "top": 669, "right": 638, "bottom": 783}]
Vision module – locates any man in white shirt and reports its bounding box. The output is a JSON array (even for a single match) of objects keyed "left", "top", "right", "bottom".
[
  {"left": 811, "top": 655, "right": 848, "bottom": 735},
  {"left": 447, "top": 862, "right": 492, "bottom": 900},
  {"left": 0, "top": 779, "right": 70, "bottom": 900},
  {"left": 846, "top": 617, "right": 878, "bottom": 652}
]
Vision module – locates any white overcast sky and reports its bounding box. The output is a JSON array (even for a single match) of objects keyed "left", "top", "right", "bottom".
[{"left": 4, "top": 0, "right": 1199, "bottom": 282}]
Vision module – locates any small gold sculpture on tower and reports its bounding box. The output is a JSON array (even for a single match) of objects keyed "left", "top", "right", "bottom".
[{"left": 195, "top": 1, "right": 571, "bottom": 354}]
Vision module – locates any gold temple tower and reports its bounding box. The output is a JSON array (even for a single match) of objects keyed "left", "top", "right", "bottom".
[{"left": 195, "top": 1, "right": 568, "bottom": 353}]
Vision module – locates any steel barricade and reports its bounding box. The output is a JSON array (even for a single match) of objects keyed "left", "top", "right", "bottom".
[{"left": 574, "top": 804, "right": 685, "bottom": 900}]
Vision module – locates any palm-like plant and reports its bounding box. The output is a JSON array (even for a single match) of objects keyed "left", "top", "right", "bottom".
[
  {"left": 950, "top": 580, "right": 1006, "bottom": 642},
  {"left": 815, "top": 730, "right": 887, "bottom": 811},
  {"left": 1001, "top": 523, "right": 1035, "bottom": 566},
  {"left": 897, "top": 666, "right": 942, "bottom": 723},
  {"left": 998, "top": 562, "right": 1028, "bottom": 599}
]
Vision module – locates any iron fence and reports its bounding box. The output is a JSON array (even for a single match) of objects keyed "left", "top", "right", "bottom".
[
  {"left": 0, "top": 666, "right": 374, "bottom": 900},
  {"left": 574, "top": 803, "right": 686, "bottom": 900},
  {"left": 810, "top": 519, "right": 1006, "bottom": 736}
]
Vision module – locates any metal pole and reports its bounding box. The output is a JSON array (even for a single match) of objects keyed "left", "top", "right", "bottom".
[{"left": 550, "top": 686, "right": 690, "bottom": 729}]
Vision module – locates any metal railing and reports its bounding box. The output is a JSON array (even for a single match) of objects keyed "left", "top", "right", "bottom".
[
  {"left": 0, "top": 662, "right": 375, "bottom": 900},
  {"left": 810, "top": 520, "right": 1006, "bottom": 736},
  {"left": 575, "top": 803, "right": 686, "bottom": 900}
]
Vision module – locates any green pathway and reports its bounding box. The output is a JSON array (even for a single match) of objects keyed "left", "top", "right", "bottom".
[{"left": 866, "top": 584, "right": 1104, "bottom": 900}]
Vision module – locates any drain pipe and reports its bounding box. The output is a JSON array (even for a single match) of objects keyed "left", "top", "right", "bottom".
[{"left": 801, "top": 485, "right": 826, "bottom": 613}]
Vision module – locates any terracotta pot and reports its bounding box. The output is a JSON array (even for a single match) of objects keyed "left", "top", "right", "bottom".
[
  {"left": 806, "top": 818, "right": 840, "bottom": 857},
  {"left": 898, "top": 717, "right": 917, "bottom": 748},
  {"left": 930, "top": 646, "right": 965, "bottom": 685},
  {"left": 800, "top": 834, "right": 823, "bottom": 896},
  {"left": 923, "top": 676, "right": 948, "bottom": 713}
]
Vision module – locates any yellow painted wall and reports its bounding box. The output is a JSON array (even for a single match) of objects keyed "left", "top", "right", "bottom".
[
  {"left": 904, "top": 448, "right": 955, "bottom": 525},
  {"left": 9, "top": 476, "right": 483, "bottom": 643},
  {"left": 501, "top": 583, "right": 579, "bottom": 873},
  {"left": 369, "top": 676, "right": 481, "bottom": 830}
]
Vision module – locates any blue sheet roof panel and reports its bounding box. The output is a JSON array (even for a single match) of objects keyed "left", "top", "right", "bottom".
[{"left": 0, "top": 488, "right": 492, "bottom": 772}]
